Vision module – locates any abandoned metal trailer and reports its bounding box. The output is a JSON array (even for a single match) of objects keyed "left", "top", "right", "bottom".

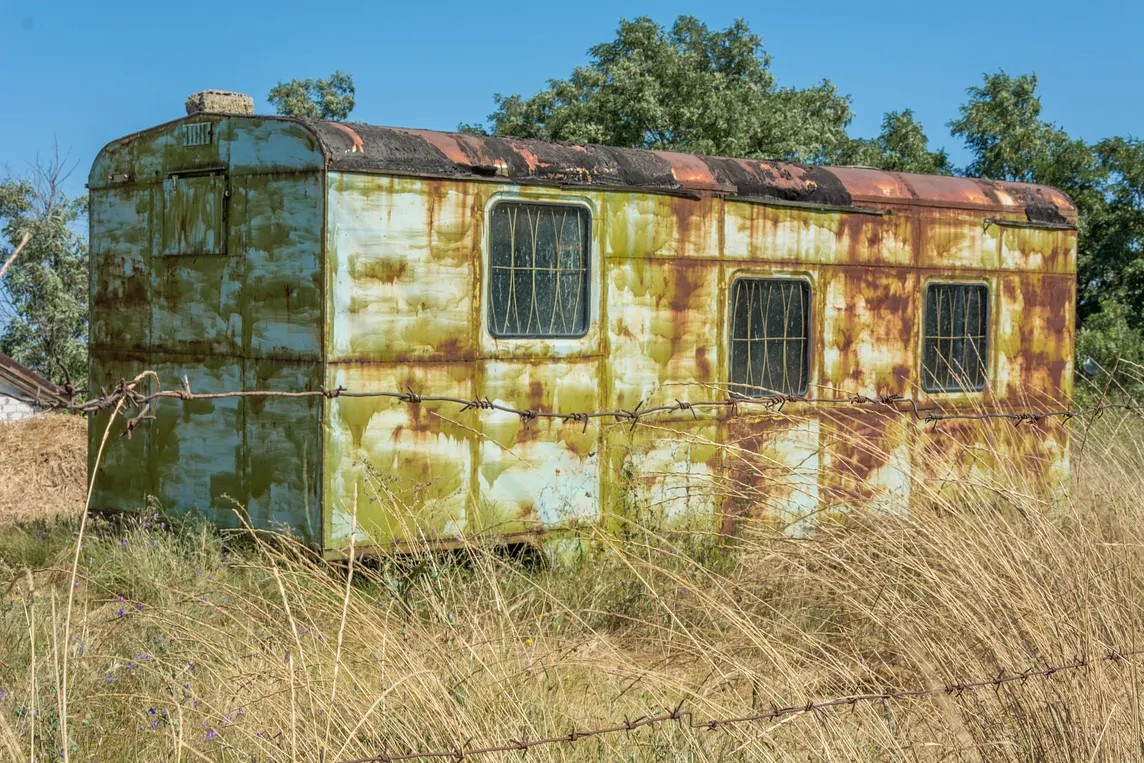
[{"left": 87, "top": 92, "right": 1076, "bottom": 555}]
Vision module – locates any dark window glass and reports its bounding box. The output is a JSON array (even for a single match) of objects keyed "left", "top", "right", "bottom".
[
  {"left": 922, "top": 283, "right": 989, "bottom": 392},
  {"left": 729, "top": 278, "right": 810, "bottom": 398},
  {"left": 488, "top": 202, "right": 590, "bottom": 338}
]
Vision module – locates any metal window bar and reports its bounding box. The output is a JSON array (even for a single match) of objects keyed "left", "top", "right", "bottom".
[
  {"left": 730, "top": 278, "right": 810, "bottom": 398},
  {"left": 922, "top": 283, "right": 989, "bottom": 392},
  {"left": 489, "top": 202, "right": 590, "bottom": 338}
]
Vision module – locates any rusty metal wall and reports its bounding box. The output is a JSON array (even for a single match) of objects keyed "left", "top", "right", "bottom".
[
  {"left": 321, "top": 175, "right": 1076, "bottom": 552},
  {"left": 88, "top": 117, "right": 327, "bottom": 543}
]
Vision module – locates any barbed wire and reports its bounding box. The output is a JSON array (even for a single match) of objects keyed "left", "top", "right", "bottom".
[
  {"left": 39, "top": 374, "right": 1144, "bottom": 438},
  {"left": 334, "top": 647, "right": 1144, "bottom": 762}
]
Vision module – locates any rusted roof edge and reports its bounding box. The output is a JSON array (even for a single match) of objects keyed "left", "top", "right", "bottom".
[
  {"left": 313, "top": 164, "right": 1065, "bottom": 219},
  {"left": 733, "top": 196, "right": 891, "bottom": 216},
  {"left": 87, "top": 114, "right": 1079, "bottom": 221},
  {"left": 0, "top": 352, "right": 70, "bottom": 407},
  {"left": 984, "top": 217, "right": 1079, "bottom": 232}
]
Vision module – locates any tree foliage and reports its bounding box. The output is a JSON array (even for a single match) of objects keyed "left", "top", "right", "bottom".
[
  {"left": 1085, "top": 138, "right": 1144, "bottom": 324},
  {"left": 0, "top": 155, "right": 88, "bottom": 389},
  {"left": 838, "top": 110, "right": 952, "bottom": 175},
  {"left": 467, "top": 16, "right": 854, "bottom": 163},
  {"left": 948, "top": 71, "right": 1144, "bottom": 373},
  {"left": 267, "top": 71, "right": 355, "bottom": 121},
  {"left": 948, "top": 71, "right": 1105, "bottom": 207}
]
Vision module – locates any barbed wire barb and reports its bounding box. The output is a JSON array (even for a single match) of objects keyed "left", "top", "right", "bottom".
[
  {"left": 46, "top": 376, "right": 1144, "bottom": 438},
  {"left": 335, "top": 647, "right": 1144, "bottom": 763}
]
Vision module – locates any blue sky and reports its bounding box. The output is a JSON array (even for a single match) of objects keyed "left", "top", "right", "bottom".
[{"left": 1, "top": 0, "right": 1141, "bottom": 200}]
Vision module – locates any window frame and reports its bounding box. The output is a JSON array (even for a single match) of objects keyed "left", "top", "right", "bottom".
[
  {"left": 726, "top": 274, "right": 813, "bottom": 399},
  {"left": 484, "top": 198, "right": 594, "bottom": 341},
  {"left": 160, "top": 168, "right": 229, "bottom": 256},
  {"left": 920, "top": 279, "right": 992, "bottom": 394}
]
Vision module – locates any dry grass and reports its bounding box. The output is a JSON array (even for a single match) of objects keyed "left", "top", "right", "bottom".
[
  {"left": 1, "top": 409, "right": 1144, "bottom": 761},
  {"left": 0, "top": 414, "right": 85, "bottom": 522}
]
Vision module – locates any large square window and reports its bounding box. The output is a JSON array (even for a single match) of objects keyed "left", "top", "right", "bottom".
[
  {"left": 922, "top": 283, "right": 989, "bottom": 392},
  {"left": 488, "top": 202, "right": 590, "bottom": 338},
  {"left": 729, "top": 278, "right": 810, "bottom": 398}
]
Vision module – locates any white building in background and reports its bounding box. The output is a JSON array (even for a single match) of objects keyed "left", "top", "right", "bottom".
[{"left": 0, "top": 352, "right": 70, "bottom": 421}]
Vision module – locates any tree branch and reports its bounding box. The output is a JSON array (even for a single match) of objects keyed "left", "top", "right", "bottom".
[{"left": 0, "top": 232, "right": 30, "bottom": 282}]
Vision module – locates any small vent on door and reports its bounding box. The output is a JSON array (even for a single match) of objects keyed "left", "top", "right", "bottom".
[{"left": 183, "top": 122, "right": 213, "bottom": 147}]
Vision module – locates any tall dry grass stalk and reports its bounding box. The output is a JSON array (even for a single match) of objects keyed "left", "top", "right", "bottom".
[{"left": 1, "top": 386, "right": 1143, "bottom": 760}]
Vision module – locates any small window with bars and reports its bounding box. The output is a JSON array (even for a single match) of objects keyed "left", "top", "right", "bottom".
[
  {"left": 922, "top": 282, "right": 989, "bottom": 392},
  {"left": 729, "top": 278, "right": 810, "bottom": 398},
  {"left": 488, "top": 201, "right": 590, "bottom": 338}
]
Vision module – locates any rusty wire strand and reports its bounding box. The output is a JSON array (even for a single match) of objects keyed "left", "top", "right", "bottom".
[
  {"left": 49, "top": 378, "right": 1144, "bottom": 435},
  {"left": 336, "top": 648, "right": 1144, "bottom": 762},
  {"left": 51, "top": 375, "right": 1144, "bottom": 757}
]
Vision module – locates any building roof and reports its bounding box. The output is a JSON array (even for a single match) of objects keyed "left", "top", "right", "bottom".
[
  {"left": 0, "top": 352, "right": 71, "bottom": 408},
  {"left": 90, "top": 113, "right": 1079, "bottom": 224},
  {"left": 302, "top": 120, "right": 1078, "bottom": 224}
]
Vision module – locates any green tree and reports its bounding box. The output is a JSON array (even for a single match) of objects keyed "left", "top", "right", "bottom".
[
  {"left": 949, "top": 70, "right": 1144, "bottom": 377},
  {"left": 948, "top": 71, "right": 1105, "bottom": 207},
  {"left": 838, "top": 110, "right": 952, "bottom": 175},
  {"left": 0, "top": 155, "right": 88, "bottom": 390},
  {"left": 267, "top": 71, "right": 355, "bottom": 121},
  {"left": 1084, "top": 138, "right": 1144, "bottom": 326},
  {"left": 466, "top": 16, "right": 854, "bottom": 162}
]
